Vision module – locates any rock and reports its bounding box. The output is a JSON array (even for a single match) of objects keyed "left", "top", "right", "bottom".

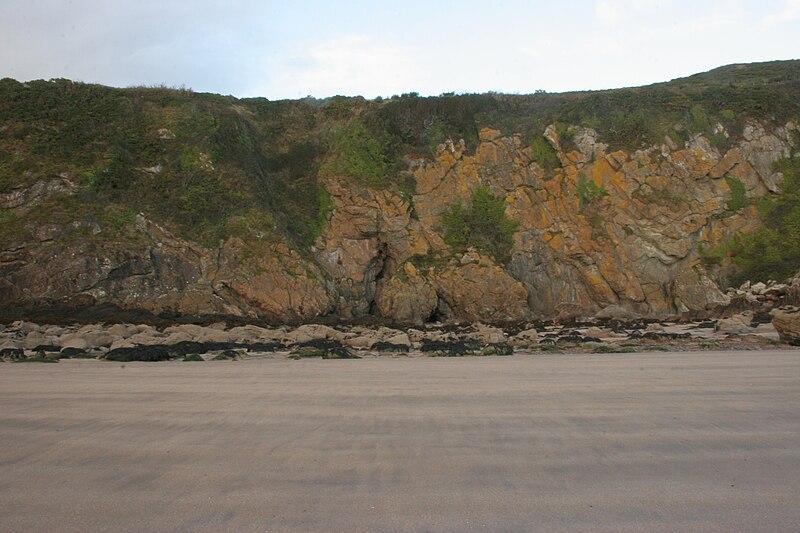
[
  {"left": 751, "top": 282, "right": 767, "bottom": 295},
  {"left": 22, "top": 331, "right": 48, "bottom": 350},
  {"left": 61, "top": 337, "right": 90, "bottom": 350},
  {"left": 584, "top": 326, "right": 617, "bottom": 339},
  {"left": 384, "top": 332, "right": 411, "bottom": 347},
  {"left": 107, "top": 324, "right": 132, "bottom": 338},
  {"left": 163, "top": 331, "right": 195, "bottom": 345},
  {"left": 467, "top": 324, "right": 507, "bottom": 344},
  {"left": 109, "top": 339, "right": 137, "bottom": 350},
  {"left": 716, "top": 312, "right": 754, "bottom": 334},
  {"left": 227, "top": 325, "right": 284, "bottom": 343},
  {"left": 433, "top": 259, "right": 529, "bottom": 323},
  {"left": 10, "top": 321, "right": 40, "bottom": 334},
  {"left": 771, "top": 307, "right": 800, "bottom": 343},
  {"left": 83, "top": 332, "right": 115, "bottom": 348},
  {"left": 0, "top": 105, "right": 792, "bottom": 324},
  {"left": 595, "top": 305, "right": 634, "bottom": 320},
  {"left": 128, "top": 331, "right": 168, "bottom": 345},
  {"left": 342, "top": 334, "right": 379, "bottom": 349},
  {"left": 510, "top": 328, "right": 538, "bottom": 346},
  {"left": 285, "top": 324, "right": 340, "bottom": 344},
  {"left": 0, "top": 339, "right": 22, "bottom": 350},
  {"left": 162, "top": 324, "right": 233, "bottom": 344}
]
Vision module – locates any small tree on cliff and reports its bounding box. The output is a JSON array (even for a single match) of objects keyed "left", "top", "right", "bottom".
[{"left": 441, "top": 187, "right": 519, "bottom": 264}]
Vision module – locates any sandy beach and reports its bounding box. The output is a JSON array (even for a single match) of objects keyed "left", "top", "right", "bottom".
[{"left": 1, "top": 350, "right": 799, "bottom": 532}]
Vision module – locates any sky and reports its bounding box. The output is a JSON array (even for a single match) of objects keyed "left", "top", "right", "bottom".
[{"left": 0, "top": 0, "right": 798, "bottom": 100}]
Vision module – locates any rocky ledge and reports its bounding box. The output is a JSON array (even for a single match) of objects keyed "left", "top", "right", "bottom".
[{"left": 1, "top": 309, "right": 796, "bottom": 363}]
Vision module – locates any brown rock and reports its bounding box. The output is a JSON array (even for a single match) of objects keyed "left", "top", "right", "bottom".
[{"left": 771, "top": 307, "right": 800, "bottom": 343}]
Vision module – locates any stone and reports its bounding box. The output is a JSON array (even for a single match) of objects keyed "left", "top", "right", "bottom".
[
  {"left": 467, "top": 324, "right": 507, "bottom": 344},
  {"left": 510, "top": 328, "right": 539, "bottom": 346},
  {"left": 384, "top": 332, "right": 411, "bottom": 347},
  {"left": 22, "top": 332, "right": 48, "bottom": 350},
  {"left": 227, "top": 326, "right": 284, "bottom": 343},
  {"left": 770, "top": 307, "right": 800, "bottom": 343},
  {"left": 595, "top": 305, "right": 634, "bottom": 320},
  {"left": 716, "top": 312, "right": 754, "bottom": 334},
  {"left": 584, "top": 326, "right": 616, "bottom": 339},
  {"left": 286, "top": 324, "right": 340, "bottom": 344},
  {"left": 61, "top": 337, "right": 89, "bottom": 350},
  {"left": 107, "top": 324, "right": 133, "bottom": 338}
]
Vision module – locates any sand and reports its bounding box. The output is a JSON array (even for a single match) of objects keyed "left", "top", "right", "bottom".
[{"left": 1, "top": 350, "right": 799, "bottom": 532}]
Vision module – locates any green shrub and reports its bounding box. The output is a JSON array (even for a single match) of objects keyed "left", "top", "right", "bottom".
[
  {"left": 326, "top": 120, "right": 391, "bottom": 185},
  {"left": 576, "top": 174, "right": 607, "bottom": 211},
  {"left": 528, "top": 135, "right": 560, "bottom": 170},
  {"left": 724, "top": 176, "right": 747, "bottom": 211},
  {"left": 729, "top": 156, "right": 800, "bottom": 284},
  {"left": 441, "top": 187, "right": 519, "bottom": 264}
]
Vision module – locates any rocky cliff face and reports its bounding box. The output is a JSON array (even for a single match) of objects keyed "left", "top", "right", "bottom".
[
  {"left": 2, "top": 63, "right": 799, "bottom": 325},
  {"left": 2, "top": 118, "right": 795, "bottom": 325},
  {"left": 307, "top": 121, "right": 796, "bottom": 324}
]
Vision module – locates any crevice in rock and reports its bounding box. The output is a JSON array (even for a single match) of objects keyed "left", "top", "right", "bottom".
[
  {"left": 365, "top": 243, "right": 392, "bottom": 315},
  {"left": 426, "top": 293, "right": 453, "bottom": 323}
]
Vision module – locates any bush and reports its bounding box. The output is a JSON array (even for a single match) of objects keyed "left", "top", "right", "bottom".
[
  {"left": 729, "top": 156, "right": 800, "bottom": 284},
  {"left": 325, "top": 120, "right": 391, "bottom": 185},
  {"left": 441, "top": 187, "right": 519, "bottom": 264},
  {"left": 528, "top": 135, "right": 560, "bottom": 170},
  {"left": 576, "top": 174, "right": 607, "bottom": 211},
  {"left": 724, "top": 176, "right": 747, "bottom": 211}
]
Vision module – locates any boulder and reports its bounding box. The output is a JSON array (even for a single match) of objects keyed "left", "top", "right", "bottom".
[
  {"left": 467, "top": 324, "right": 507, "bottom": 344},
  {"left": 11, "top": 321, "right": 40, "bottom": 334},
  {"left": 384, "top": 332, "right": 411, "bottom": 347},
  {"left": 771, "top": 307, "right": 800, "bottom": 343},
  {"left": 583, "top": 326, "right": 617, "bottom": 339},
  {"left": 595, "top": 305, "right": 634, "bottom": 320},
  {"left": 285, "top": 324, "right": 340, "bottom": 344},
  {"left": 227, "top": 325, "right": 285, "bottom": 343},
  {"left": 510, "top": 328, "right": 538, "bottom": 346},
  {"left": 716, "top": 312, "right": 754, "bottom": 334},
  {"left": 61, "top": 337, "right": 90, "bottom": 350},
  {"left": 107, "top": 324, "right": 133, "bottom": 338},
  {"left": 22, "top": 331, "right": 48, "bottom": 350},
  {"left": 83, "top": 332, "right": 115, "bottom": 348}
]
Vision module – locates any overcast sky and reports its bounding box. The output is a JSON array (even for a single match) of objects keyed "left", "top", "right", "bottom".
[{"left": 1, "top": 0, "right": 798, "bottom": 99}]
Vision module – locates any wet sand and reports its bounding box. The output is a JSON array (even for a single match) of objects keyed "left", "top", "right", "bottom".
[{"left": 1, "top": 350, "right": 799, "bottom": 532}]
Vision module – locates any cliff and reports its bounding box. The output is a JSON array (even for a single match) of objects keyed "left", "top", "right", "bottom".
[{"left": 1, "top": 61, "right": 799, "bottom": 324}]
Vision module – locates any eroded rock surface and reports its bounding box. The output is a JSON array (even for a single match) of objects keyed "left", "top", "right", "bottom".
[{"left": 2, "top": 121, "right": 797, "bottom": 324}]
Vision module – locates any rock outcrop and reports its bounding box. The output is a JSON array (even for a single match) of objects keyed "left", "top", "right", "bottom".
[
  {"left": 1, "top": 65, "right": 798, "bottom": 326},
  {"left": 2, "top": 120, "right": 797, "bottom": 325}
]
